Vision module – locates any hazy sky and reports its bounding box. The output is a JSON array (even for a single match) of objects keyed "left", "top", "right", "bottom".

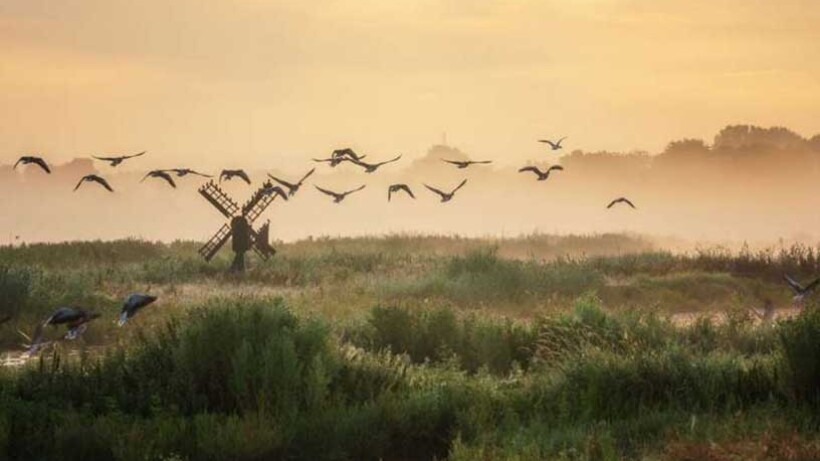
[{"left": 2, "top": 0, "right": 819, "bottom": 169}]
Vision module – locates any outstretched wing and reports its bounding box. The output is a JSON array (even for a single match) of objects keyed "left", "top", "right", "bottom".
[
  {"left": 518, "top": 166, "right": 542, "bottom": 175},
  {"left": 190, "top": 170, "right": 212, "bottom": 178},
  {"left": 13, "top": 157, "right": 23, "bottom": 169},
  {"left": 237, "top": 171, "right": 251, "bottom": 184},
  {"left": 548, "top": 165, "right": 564, "bottom": 172},
  {"left": 378, "top": 154, "right": 402, "bottom": 166},
  {"left": 451, "top": 179, "right": 468, "bottom": 194},
  {"left": 474, "top": 160, "right": 492, "bottom": 165},
  {"left": 124, "top": 151, "right": 146, "bottom": 160},
  {"left": 442, "top": 159, "right": 462, "bottom": 166},
  {"left": 399, "top": 184, "right": 415, "bottom": 198},
  {"left": 314, "top": 185, "right": 338, "bottom": 197},
  {"left": 622, "top": 198, "right": 636, "bottom": 209},
  {"left": 268, "top": 174, "right": 296, "bottom": 189},
  {"left": 345, "top": 184, "right": 366, "bottom": 195},
  {"left": 92, "top": 155, "right": 116, "bottom": 162},
  {"left": 424, "top": 184, "right": 447, "bottom": 198},
  {"left": 94, "top": 176, "right": 114, "bottom": 192},
  {"left": 298, "top": 168, "right": 316, "bottom": 185},
  {"left": 537, "top": 140, "right": 557, "bottom": 148},
  {"left": 313, "top": 157, "right": 333, "bottom": 163},
  {"left": 73, "top": 177, "right": 86, "bottom": 191},
  {"left": 158, "top": 172, "right": 176, "bottom": 188},
  {"left": 29, "top": 157, "right": 51, "bottom": 173},
  {"left": 606, "top": 199, "right": 619, "bottom": 209}
]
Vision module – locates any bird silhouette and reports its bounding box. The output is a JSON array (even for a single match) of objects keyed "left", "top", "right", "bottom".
[
  {"left": 315, "top": 185, "right": 366, "bottom": 203},
  {"left": 749, "top": 299, "right": 775, "bottom": 323},
  {"left": 268, "top": 168, "right": 315, "bottom": 196},
  {"left": 424, "top": 179, "right": 468, "bottom": 203},
  {"left": 260, "top": 184, "right": 289, "bottom": 201},
  {"left": 519, "top": 165, "right": 563, "bottom": 181},
  {"left": 24, "top": 307, "right": 100, "bottom": 355},
  {"left": 119, "top": 293, "right": 158, "bottom": 326},
  {"left": 14, "top": 156, "right": 51, "bottom": 174},
  {"left": 607, "top": 197, "right": 636, "bottom": 209},
  {"left": 442, "top": 159, "right": 492, "bottom": 169},
  {"left": 170, "top": 168, "right": 212, "bottom": 178},
  {"left": 92, "top": 151, "right": 146, "bottom": 167},
  {"left": 348, "top": 154, "right": 402, "bottom": 173},
  {"left": 314, "top": 149, "right": 367, "bottom": 167},
  {"left": 141, "top": 170, "right": 177, "bottom": 188},
  {"left": 219, "top": 169, "right": 251, "bottom": 184},
  {"left": 538, "top": 137, "right": 567, "bottom": 150},
  {"left": 388, "top": 184, "right": 415, "bottom": 202},
  {"left": 74, "top": 174, "right": 114, "bottom": 192},
  {"left": 783, "top": 274, "right": 820, "bottom": 305}
]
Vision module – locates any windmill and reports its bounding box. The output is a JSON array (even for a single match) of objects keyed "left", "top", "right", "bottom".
[{"left": 198, "top": 180, "right": 279, "bottom": 272}]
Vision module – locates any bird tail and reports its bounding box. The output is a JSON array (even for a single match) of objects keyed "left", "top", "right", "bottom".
[{"left": 118, "top": 312, "right": 129, "bottom": 327}]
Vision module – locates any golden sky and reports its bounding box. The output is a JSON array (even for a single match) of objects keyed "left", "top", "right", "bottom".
[{"left": 2, "top": 0, "right": 819, "bottom": 169}]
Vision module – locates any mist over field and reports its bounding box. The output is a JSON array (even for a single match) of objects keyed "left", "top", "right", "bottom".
[{"left": 1, "top": 124, "right": 818, "bottom": 245}]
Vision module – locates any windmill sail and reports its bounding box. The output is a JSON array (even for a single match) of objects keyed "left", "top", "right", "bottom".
[
  {"left": 199, "top": 181, "right": 239, "bottom": 218},
  {"left": 199, "top": 223, "right": 231, "bottom": 261},
  {"left": 242, "top": 181, "right": 277, "bottom": 224}
]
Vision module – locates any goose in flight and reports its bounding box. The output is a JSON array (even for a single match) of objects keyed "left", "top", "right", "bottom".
[
  {"left": 388, "top": 184, "right": 415, "bottom": 202},
  {"left": 538, "top": 137, "right": 567, "bottom": 151},
  {"left": 92, "top": 151, "right": 146, "bottom": 167},
  {"left": 348, "top": 154, "right": 402, "bottom": 173},
  {"left": 314, "top": 184, "right": 366, "bottom": 203},
  {"left": 749, "top": 299, "right": 775, "bottom": 323},
  {"left": 219, "top": 169, "right": 251, "bottom": 184},
  {"left": 119, "top": 293, "right": 158, "bottom": 326},
  {"left": 260, "top": 184, "right": 289, "bottom": 201},
  {"left": 74, "top": 174, "right": 114, "bottom": 192},
  {"left": 170, "top": 168, "right": 212, "bottom": 178},
  {"left": 23, "top": 307, "right": 100, "bottom": 355},
  {"left": 519, "top": 165, "right": 563, "bottom": 181},
  {"left": 14, "top": 156, "right": 51, "bottom": 174},
  {"left": 606, "top": 197, "right": 636, "bottom": 209},
  {"left": 314, "top": 149, "right": 367, "bottom": 167},
  {"left": 268, "top": 168, "right": 315, "bottom": 196},
  {"left": 441, "top": 159, "right": 492, "bottom": 169},
  {"left": 141, "top": 170, "right": 177, "bottom": 188},
  {"left": 424, "top": 179, "right": 467, "bottom": 203},
  {"left": 783, "top": 274, "right": 820, "bottom": 305}
]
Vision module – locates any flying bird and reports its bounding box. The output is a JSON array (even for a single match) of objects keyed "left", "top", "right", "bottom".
[
  {"left": 442, "top": 159, "right": 492, "bottom": 169},
  {"left": 119, "top": 293, "right": 158, "bottom": 326},
  {"left": 783, "top": 274, "right": 820, "bottom": 305},
  {"left": 606, "top": 197, "right": 636, "bottom": 209},
  {"left": 518, "top": 165, "right": 563, "bottom": 181},
  {"left": 314, "top": 185, "right": 366, "bottom": 203},
  {"left": 14, "top": 156, "right": 51, "bottom": 174},
  {"left": 332, "top": 148, "right": 366, "bottom": 161},
  {"left": 141, "top": 170, "right": 177, "bottom": 188},
  {"left": 170, "top": 168, "right": 212, "bottom": 178},
  {"left": 92, "top": 151, "right": 146, "bottom": 167},
  {"left": 260, "top": 184, "right": 289, "bottom": 201},
  {"left": 424, "top": 179, "right": 468, "bottom": 203},
  {"left": 388, "top": 184, "right": 415, "bottom": 202},
  {"left": 749, "top": 299, "right": 775, "bottom": 323},
  {"left": 313, "top": 149, "right": 367, "bottom": 167},
  {"left": 219, "top": 169, "right": 251, "bottom": 184},
  {"left": 23, "top": 307, "right": 100, "bottom": 355},
  {"left": 538, "top": 137, "right": 567, "bottom": 151},
  {"left": 74, "top": 174, "right": 114, "bottom": 192},
  {"left": 348, "top": 154, "right": 402, "bottom": 173},
  {"left": 268, "top": 168, "right": 315, "bottom": 196}
]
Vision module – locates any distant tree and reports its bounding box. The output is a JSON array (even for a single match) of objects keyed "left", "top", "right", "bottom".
[
  {"left": 712, "top": 125, "right": 805, "bottom": 151},
  {"left": 661, "top": 139, "right": 710, "bottom": 157}
]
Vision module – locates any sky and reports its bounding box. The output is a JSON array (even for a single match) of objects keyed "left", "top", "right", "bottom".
[{"left": 2, "top": 0, "right": 820, "bottom": 170}]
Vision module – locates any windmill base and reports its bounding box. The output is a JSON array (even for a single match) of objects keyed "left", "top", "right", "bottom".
[{"left": 230, "top": 252, "right": 246, "bottom": 272}]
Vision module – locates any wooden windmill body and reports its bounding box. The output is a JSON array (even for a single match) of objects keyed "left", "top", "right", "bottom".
[{"left": 198, "top": 180, "right": 277, "bottom": 272}]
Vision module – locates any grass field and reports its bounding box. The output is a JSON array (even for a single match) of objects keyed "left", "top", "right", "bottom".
[{"left": 0, "top": 233, "right": 819, "bottom": 460}]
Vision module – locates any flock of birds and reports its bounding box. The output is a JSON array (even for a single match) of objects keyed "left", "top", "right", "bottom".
[
  {"left": 11, "top": 138, "right": 637, "bottom": 209},
  {"left": 9, "top": 136, "right": 814, "bottom": 357}
]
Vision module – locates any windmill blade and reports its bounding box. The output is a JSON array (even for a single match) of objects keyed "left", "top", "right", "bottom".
[
  {"left": 198, "top": 181, "right": 240, "bottom": 218},
  {"left": 198, "top": 224, "right": 232, "bottom": 261}
]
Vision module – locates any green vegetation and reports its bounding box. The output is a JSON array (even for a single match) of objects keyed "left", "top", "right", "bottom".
[{"left": 0, "top": 234, "right": 819, "bottom": 460}]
